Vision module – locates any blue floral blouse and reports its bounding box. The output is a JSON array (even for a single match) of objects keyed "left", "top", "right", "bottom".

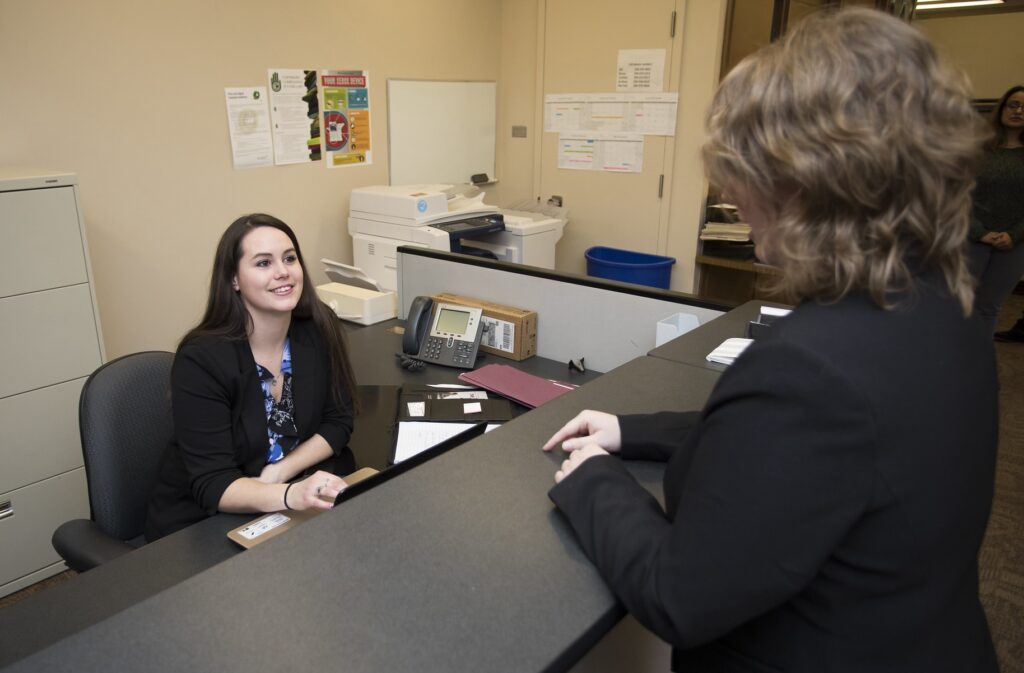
[{"left": 255, "top": 338, "right": 299, "bottom": 464}]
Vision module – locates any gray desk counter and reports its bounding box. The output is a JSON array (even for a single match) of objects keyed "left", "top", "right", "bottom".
[
  {"left": 1, "top": 357, "right": 720, "bottom": 673},
  {"left": 0, "top": 512, "right": 249, "bottom": 668},
  {"left": 648, "top": 300, "right": 789, "bottom": 371}
]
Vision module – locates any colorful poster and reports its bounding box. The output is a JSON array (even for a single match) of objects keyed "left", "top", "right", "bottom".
[
  {"left": 321, "top": 70, "right": 372, "bottom": 168},
  {"left": 268, "top": 69, "right": 321, "bottom": 164},
  {"left": 224, "top": 87, "right": 273, "bottom": 169}
]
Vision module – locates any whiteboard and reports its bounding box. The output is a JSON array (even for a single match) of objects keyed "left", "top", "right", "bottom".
[{"left": 387, "top": 79, "right": 496, "bottom": 185}]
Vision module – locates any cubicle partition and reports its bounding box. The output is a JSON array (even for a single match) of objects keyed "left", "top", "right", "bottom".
[{"left": 396, "top": 247, "right": 728, "bottom": 372}]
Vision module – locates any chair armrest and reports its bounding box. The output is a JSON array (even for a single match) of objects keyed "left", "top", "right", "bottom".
[{"left": 52, "top": 519, "right": 136, "bottom": 573}]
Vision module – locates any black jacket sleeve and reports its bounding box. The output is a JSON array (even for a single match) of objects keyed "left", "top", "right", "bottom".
[
  {"left": 549, "top": 340, "right": 876, "bottom": 649},
  {"left": 313, "top": 374, "right": 353, "bottom": 457},
  {"left": 171, "top": 340, "right": 246, "bottom": 515},
  {"left": 619, "top": 411, "right": 702, "bottom": 462},
  {"left": 295, "top": 320, "right": 354, "bottom": 456}
]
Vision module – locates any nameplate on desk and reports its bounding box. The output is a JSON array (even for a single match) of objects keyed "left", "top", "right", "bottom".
[
  {"left": 228, "top": 508, "right": 323, "bottom": 549},
  {"left": 237, "top": 513, "right": 291, "bottom": 540}
]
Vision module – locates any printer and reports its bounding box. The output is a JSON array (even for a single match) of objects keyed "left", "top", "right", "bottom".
[{"left": 348, "top": 184, "right": 566, "bottom": 291}]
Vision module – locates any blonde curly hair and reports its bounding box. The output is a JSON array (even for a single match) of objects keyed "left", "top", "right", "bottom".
[{"left": 703, "top": 8, "right": 988, "bottom": 314}]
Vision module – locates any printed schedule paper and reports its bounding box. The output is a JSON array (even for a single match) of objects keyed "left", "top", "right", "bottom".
[
  {"left": 544, "top": 93, "right": 678, "bottom": 136},
  {"left": 558, "top": 133, "right": 644, "bottom": 172}
]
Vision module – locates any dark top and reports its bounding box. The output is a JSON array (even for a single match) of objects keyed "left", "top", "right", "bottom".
[
  {"left": 144, "top": 318, "right": 353, "bottom": 541},
  {"left": 969, "top": 146, "right": 1024, "bottom": 243},
  {"left": 550, "top": 273, "right": 999, "bottom": 672}
]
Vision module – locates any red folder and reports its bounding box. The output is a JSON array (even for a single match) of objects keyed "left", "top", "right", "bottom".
[{"left": 458, "top": 364, "right": 577, "bottom": 409}]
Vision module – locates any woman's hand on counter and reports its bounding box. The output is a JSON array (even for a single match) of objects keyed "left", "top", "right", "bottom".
[
  {"left": 542, "top": 410, "right": 622, "bottom": 454},
  {"left": 286, "top": 470, "right": 347, "bottom": 511},
  {"left": 554, "top": 445, "right": 609, "bottom": 484}
]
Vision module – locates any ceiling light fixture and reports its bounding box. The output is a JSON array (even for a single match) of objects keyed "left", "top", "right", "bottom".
[{"left": 915, "top": 0, "right": 1003, "bottom": 9}]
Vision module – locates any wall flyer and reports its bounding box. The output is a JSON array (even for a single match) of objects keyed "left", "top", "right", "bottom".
[
  {"left": 321, "top": 70, "right": 372, "bottom": 168},
  {"left": 268, "top": 68, "right": 321, "bottom": 164}
]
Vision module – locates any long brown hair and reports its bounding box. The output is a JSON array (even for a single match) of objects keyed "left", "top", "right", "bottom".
[{"left": 182, "top": 213, "right": 357, "bottom": 409}]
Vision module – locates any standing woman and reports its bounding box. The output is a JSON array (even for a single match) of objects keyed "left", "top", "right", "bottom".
[
  {"left": 145, "top": 214, "right": 357, "bottom": 541},
  {"left": 969, "top": 84, "right": 1024, "bottom": 333},
  {"left": 544, "top": 9, "right": 998, "bottom": 672}
]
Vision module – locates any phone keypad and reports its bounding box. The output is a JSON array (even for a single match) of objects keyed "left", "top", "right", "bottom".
[
  {"left": 422, "top": 336, "right": 476, "bottom": 367},
  {"left": 452, "top": 340, "right": 474, "bottom": 366},
  {"left": 424, "top": 336, "right": 444, "bottom": 360}
]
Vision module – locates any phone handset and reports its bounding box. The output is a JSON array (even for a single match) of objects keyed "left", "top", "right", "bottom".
[
  {"left": 403, "top": 296, "right": 434, "bottom": 356},
  {"left": 401, "top": 296, "right": 484, "bottom": 369}
]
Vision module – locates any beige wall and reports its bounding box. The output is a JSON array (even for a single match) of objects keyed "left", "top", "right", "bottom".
[
  {"left": 492, "top": 0, "right": 540, "bottom": 207},
  {"left": 914, "top": 11, "right": 1024, "bottom": 99},
  {"left": 0, "top": 0, "right": 502, "bottom": 358},
  {"left": 1, "top": 0, "right": 726, "bottom": 359}
]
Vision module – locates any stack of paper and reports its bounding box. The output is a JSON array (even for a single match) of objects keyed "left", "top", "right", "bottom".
[
  {"left": 706, "top": 338, "right": 753, "bottom": 366},
  {"left": 700, "top": 221, "right": 752, "bottom": 242}
]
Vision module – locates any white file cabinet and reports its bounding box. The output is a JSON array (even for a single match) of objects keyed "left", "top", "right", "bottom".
[{"left": 0, "top": 170, "right": 104, "bottom": 597}]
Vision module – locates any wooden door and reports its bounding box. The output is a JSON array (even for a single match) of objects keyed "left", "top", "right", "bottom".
[{"left": 538, "top": 0, "right": 682, "bottom": 275}]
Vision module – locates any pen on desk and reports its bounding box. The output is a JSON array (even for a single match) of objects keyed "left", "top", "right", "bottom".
[{"left": 549, "top": 380, "right": 575, "bottom": 390}]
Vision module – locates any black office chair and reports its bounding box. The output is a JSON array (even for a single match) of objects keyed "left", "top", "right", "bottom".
[{"left": 52, "top": 351, "right": 174, "bottom": 572}]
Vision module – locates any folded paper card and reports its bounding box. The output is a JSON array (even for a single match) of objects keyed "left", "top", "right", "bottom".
[
  {"left": 457, "top": 364, "right": 577, "bottom": 408},
  {"left": 706, "top": 338, "right": 753, "bottom": 366}
]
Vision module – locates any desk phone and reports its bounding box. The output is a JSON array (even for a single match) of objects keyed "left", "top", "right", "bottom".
[{"left": 403, "top": 296, "right": 484, "bottom": 369}]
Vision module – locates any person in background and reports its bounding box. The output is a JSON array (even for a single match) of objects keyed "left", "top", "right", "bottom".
[
  {"left": 145, "top": 214, "right": 357, "bottom": 541},
  {"left": 969, "top": 84, "right": 1024, "bottom": 334},
  {"left": 543, "top": 9, "right": 998, "bottom": 672}
]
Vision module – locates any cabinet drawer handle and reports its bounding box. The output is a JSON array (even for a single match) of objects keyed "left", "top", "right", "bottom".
[{"left": 0, "top": 500, "right": 12, "bottom": 522}]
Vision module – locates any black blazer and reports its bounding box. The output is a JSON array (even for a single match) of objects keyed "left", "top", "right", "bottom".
[
  {"left": 144, "top": 318, "right": 353, "bottom": 541},
  {"left": 550, "top": 274, "right": 999, "bottom": 672}
]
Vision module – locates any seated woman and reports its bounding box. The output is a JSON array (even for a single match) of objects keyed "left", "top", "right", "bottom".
[
  {"left": 544, "top": 9, "right": 998, "bottom": 672},
  {"left": 145, "top": 214, "right": 357, "bottom": 541}
]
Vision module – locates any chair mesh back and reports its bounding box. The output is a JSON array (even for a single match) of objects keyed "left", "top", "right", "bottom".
[{"left": 79, "top": 351, "right": 174, "bottom": 541}]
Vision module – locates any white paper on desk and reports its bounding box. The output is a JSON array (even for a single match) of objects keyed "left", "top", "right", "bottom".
[
  {"left": 760, "top": 306, "right": 791, "bottom": 318},
  {"left": 394, "top": 422, "right": 475, "bottom": 464},
  {"left": 706, "top": 338, "right": 753, "bottom": 366}
]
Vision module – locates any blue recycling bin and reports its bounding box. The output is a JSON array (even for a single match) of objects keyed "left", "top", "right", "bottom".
[{"left": 585, "top": 246, "right": 676, "bottom": 289}]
